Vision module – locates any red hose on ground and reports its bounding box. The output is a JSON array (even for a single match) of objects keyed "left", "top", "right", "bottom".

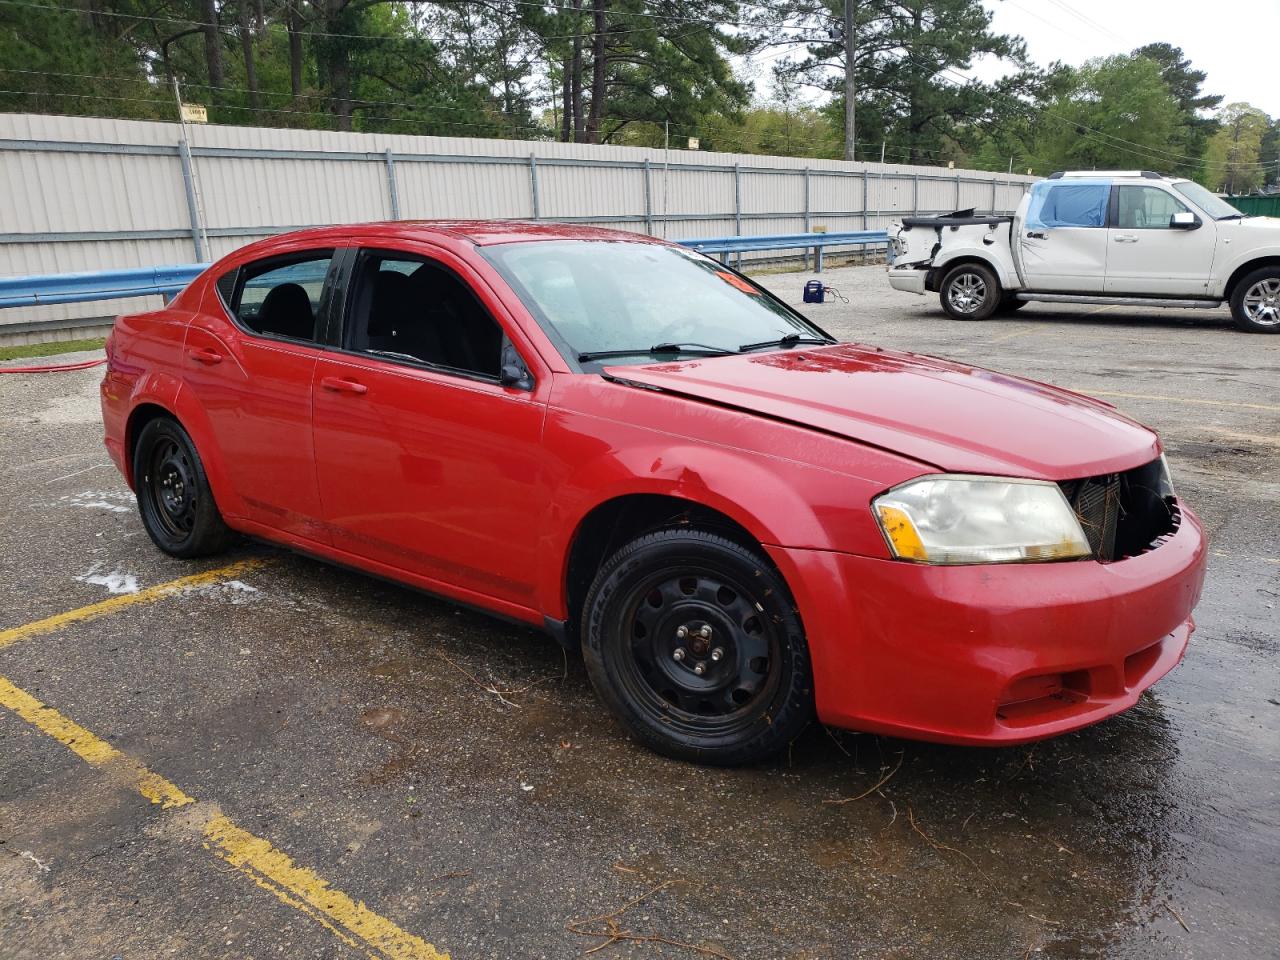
[{"left": 0, "top": 356, "right": 107, "bottom": 374}]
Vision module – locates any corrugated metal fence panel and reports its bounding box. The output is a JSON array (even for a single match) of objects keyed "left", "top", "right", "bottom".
[
  {"left": 1227, "top": 195, "right": 1280, "bottom": 217},
  {"left": 0, "top": 112, "right": 1035, "bottom": 333}
]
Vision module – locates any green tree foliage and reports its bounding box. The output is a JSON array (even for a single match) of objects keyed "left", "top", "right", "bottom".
[
  {"left": 1204, "top": 102, "right": 1271, "bottom": 194},
  {"left": 0, "top": 0, "right": 751, "bottom": 139},
  {"left": 1018, "top": 55, "right": 1185, "bottom": 175},
  {"left": 1130, "top": 42, "right": 1221, "bottom": 165},
  {"left": 763, "top": 0, "right": 1031, "bottom": 165}
]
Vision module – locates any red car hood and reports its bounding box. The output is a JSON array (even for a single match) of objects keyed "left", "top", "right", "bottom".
[{"left": 605, "top": 344, "right": 1159, "bottom": 480}]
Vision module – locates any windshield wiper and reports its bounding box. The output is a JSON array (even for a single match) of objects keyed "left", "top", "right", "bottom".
[
  {"left": 738, "top": 333, "right": 834, "bottom": 353},
  {"left": 577, "top": 342, "right": 739, "bottom": 363}
]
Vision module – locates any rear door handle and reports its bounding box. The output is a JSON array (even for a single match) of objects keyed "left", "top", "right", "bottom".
[
  {"left": 1026, "top": 231, "right": 1046, "bottom": 240},
  {"left": 1114, "top": 234, "right": 1139, "bottom": 243},
  {"left": 320, "top": 376, "right": 368, "bottom": 395},
  {"left": 188, "top": 347, "right": 223, "bottom": 365}
]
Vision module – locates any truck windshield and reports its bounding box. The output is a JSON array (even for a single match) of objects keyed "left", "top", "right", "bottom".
[
  {"left": 483, "top": 240, "right": 830, "bottom": 367},
  {"left": 1172, "top": 181, "right": 1244, "bottom": 220}
]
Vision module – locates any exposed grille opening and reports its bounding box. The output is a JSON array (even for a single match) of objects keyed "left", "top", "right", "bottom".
[{"left": 1059, "top": 458, "right": 1178, "bottom": 562}]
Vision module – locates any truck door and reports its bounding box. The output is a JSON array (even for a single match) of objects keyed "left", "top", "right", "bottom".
[
  {"left": 1014, "top": 180, "right": 1109, "bottom": 293},
  {"left": 1104, "top": 184, "right": 1217, "bottom": 296}
]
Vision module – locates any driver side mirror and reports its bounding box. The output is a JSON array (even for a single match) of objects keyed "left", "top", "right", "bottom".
[
  {"left": 498, "top": 340, "right": 533, "bottom": 390},
  {"left": 1170, "top": 211, "right": 1200, "bottom": 230}
]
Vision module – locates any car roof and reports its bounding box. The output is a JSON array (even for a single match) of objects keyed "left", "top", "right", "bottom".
[
  {"left": 246, "top": 219, "right": 668, "bottom": 249},
  {"left": 1047, "top": 170, "right": 1183, "bottom": 183}
]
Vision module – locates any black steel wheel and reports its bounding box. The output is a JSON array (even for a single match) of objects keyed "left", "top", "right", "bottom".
[
  {"left": 582, "top": 528, "right": 814, "bottom": 765},
  {"left": 133, "top": 417, "right": 232, "bottom": 557},
  {"left": 939, "top": 262, "right": 1000, "bottom": 320}
]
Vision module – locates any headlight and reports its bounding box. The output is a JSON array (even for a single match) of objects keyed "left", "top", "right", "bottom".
[{"left": 873, "top": 475, "right": 1091, "bottom": 564}]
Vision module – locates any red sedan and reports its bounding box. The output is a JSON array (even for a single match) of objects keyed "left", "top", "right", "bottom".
[{"left": 100, "top": 221, "right": 1207, "bottom": 765}]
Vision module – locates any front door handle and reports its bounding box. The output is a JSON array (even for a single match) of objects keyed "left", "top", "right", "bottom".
[
  {"left": 320, "top": 376, "right": 368, "bottom": 395},
  {"left": 1114, "top": 234, "right": 1139, "bottom": 243},
  {"left": 188, "top": 347, "right": 223, "bottom": 365},
  {"left": 1026, "top": 231, "right": 1047, "bottom": 240}
]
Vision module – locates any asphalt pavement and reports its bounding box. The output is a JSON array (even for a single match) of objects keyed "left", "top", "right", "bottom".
[{"left": 1, "top": 264, "right": 1277, "bottom": 960}]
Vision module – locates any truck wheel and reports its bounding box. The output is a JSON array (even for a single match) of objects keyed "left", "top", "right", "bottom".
[
  {"left": 940, "top": 263, "right": 1000, "bottom": 321},
  {"left": 1230, "top": 267, "right": 1280, "bottom": 333},
  {"left": 581, "top": 528, "right": 814, "bottom": 766}
]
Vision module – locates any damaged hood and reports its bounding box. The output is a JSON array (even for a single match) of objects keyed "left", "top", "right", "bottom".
[{"left": 606, "top": 344, "right": 1159, "bottom": 480}]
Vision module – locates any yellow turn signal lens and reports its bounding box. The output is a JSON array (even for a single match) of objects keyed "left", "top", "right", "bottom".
[{"left": 876, "top": 505, "right": 928, "bottom": 561}]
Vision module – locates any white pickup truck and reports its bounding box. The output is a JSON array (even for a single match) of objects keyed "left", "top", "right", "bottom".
[{"left": 886, "top": 170, "right": 1280, "bottom": 333}]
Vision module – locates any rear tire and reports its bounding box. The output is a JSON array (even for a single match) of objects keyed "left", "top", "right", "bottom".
[
  {"left": 939, "top": 263, "right": 1001, "bottom": 321},
  {"left": 133, "top": 417, "right": 233, "bottom": 558},
  {"left": 1230, "top": 266, "right": 1280, "bottom": 333},
  {"left": 581, "top": 528, "right": 814, "bottom": 766}
]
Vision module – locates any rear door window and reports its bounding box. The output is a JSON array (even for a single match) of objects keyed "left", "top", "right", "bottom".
[
  {"left": 1025, "top": 181, "right": 1110, "bottom": 229},
  {"left": 224, "top": 252, "right": 335, "bottom": 342}
]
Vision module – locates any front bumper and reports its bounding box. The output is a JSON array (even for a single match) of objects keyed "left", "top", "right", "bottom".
[
  {"left": 887, "top": 264, "right": 928, "bottom": 295},
  {"left": 769, "top": 506, "right": 1207, "bottom": 745}
]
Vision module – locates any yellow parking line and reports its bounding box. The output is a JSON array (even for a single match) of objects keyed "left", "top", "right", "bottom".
[
  {"left": 0, "top": 558, "right": 269, "bottom": 652},
  {"left": 0, "top": 673, "right": 448, "bottom": 960},
  {"left": 1071, "top": 389, "right": 1280, "bottom": 413}
]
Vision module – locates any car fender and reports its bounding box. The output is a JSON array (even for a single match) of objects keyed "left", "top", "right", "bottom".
[
  {"left": 1216, "top": 245, "right": 1280, "bottom": 299},
  {"left": 539, "top": 434, "right": 888, "bottom": 620},
  {"left": 933, "top": 246, "right": 1020, "bottom": 290},
  {"left": 124, "top": 369, "right": 247, "bottom": 520}
]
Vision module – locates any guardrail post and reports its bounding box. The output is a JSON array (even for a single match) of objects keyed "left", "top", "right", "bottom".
[
  {"left": 177, "top": 138, "right": 206, "bottom": 262},
  {"left": 384, "top": 148, "right": 401, "bottom": 219},
  {"left": 816, "top": 243, "right": 824, "bottom": 274},
  {"left": 802, "top": 167, "right": 811, "bottom": 270},
  {"left": 733, "top": 163, "right": 743, "bottom": 269},
  {"left": 529, "top": 153, "right": 540, "bottom": 219},
  {"left": 643, "top": 158, "right": 654, "bottom": 235}
]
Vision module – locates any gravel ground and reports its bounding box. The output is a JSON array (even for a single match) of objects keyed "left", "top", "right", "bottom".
[{"left": 1, "top": 264, "right": 1277, "bottom": 960}]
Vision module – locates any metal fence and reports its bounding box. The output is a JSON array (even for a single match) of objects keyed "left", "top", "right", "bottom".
[
  {"left": 0, "top": 113, "right": 1035, "bottom": 342},
  {"left": 1227, "top": 195, "right": 1280, "bottom": 218}
]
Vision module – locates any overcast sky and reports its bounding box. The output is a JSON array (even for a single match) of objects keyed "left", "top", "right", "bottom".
[{"left": 971, "top": 0, "right": 1279, "bottom": 117}]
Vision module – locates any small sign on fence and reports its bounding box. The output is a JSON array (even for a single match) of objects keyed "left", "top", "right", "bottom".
[{"left": 180, "top": 103, "right": 208, "bottom": 124}]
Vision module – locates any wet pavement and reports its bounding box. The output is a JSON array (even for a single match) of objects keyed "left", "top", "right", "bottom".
[{"left": 1, "top": 268, "right": 1277, "bottom": 959}]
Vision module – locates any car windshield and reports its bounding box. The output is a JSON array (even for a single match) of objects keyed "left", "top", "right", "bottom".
[
  {"left": 1172, "top": 180, "right": 1244, "bottom": 220},
  {"left": 483, "top": 240, "right": 830, "bottom": 367}
]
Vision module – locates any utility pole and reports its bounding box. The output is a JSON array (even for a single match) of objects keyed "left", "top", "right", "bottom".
[{"left": 843, "top": 0, "right": 855, "bottom": 161}]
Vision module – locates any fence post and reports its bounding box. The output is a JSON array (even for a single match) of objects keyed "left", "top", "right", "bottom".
[
  {"left": 912, "top": 172, "right": 920, "bottom": 216},
  {"left": 955, "top": 171, "right": 961, "bottom": 211},
  {"left": 643, "top": 158, "right": 654, "bottom": 235},
  {"left": 861, "top": 170, "right": 869, "bottom": 232},
  {"left": 528, "top": 153, "right": 540, "bottom": 219},
  {"left": 803, "top": 166, "right": 811, "bottom": 270},
  {"left": 733, "top": 163, "right": 743, "bottom": 268},
  {"left": 384, "top": 148, "right": 400, "bottom": 220},
  {"left": 176, "top": 138, "right": 206, "bottom": 262},
  {"left": 990, "top": 176, "right": 997, "bottom": 215}
]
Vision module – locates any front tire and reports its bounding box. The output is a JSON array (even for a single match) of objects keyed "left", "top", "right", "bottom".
[
  {"left": 133, "top": 417, "right": 233, "bottom": 558},
  {"left": 939, "top": 263, "right": 1001, "bottom": 321},
  {"left": 582, "top": 529, "right": 815, "bottom": 766},
  {"left": 1230, "top": 267, "right": 1280, "bottom": 333}
]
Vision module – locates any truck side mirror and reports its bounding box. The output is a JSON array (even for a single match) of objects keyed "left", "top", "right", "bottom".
[{"left": 1170, "top": 211, "right": 1199, "bottom": 230}]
